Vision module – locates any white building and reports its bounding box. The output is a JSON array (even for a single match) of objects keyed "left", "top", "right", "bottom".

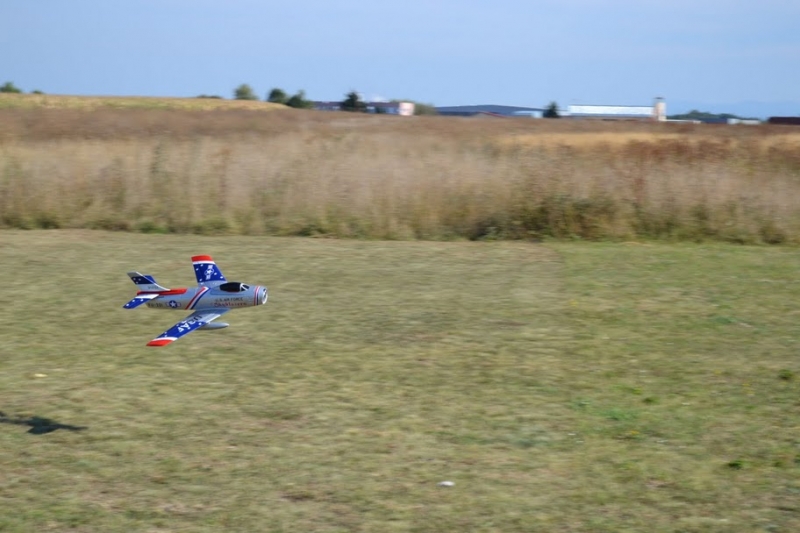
[
  {"left": 368, "top": 101, "right": 415, "bottom": 116},
  {"left": 564, "top": 97, "right": 666, "bottom": 121}
]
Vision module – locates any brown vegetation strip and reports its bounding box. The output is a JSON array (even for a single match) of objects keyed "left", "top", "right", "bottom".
[{"left": 1, "top": 104, "right": 799, "bottom": 243}]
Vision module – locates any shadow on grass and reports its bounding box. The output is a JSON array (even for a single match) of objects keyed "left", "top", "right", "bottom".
[{"left": 0, "top": 411, "right": 87, "bottom": 435}]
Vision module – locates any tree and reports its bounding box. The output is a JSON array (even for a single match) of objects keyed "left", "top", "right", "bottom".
[
  {"left": 266, "top": 88, "right": 288, "bottom": 104},
  {"left": 543, "top": 101, "right": 560, "bottom": 118},
  {"left": 285, "top": 90, "right": 313, "bottom": 109},
  {"left": 341, "top": 91, "right": 367, "bottom": 113},
  {"left": 234, "top": 83, "right": 258, "bottom": 101},
  {"left": 0, "top": 81, "right": 22, "bottom": 93},
  {"left": 413, "top": 102, "right": 437, "bottom": 116}
]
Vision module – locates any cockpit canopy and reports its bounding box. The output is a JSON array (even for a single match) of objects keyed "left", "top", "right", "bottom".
[{"left": 219, "top": 282, "right": 250, "bottom": 293}]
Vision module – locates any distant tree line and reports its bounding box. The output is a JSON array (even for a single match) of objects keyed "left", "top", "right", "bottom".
[
  {"left": 667, "top": 109, "right": 757, "bottom": 121},
  {"left": 1, "top": 81, "right": 43, "bottom": 94},
  {"left": 2, "top": 80, "right": 770, "bottom": 122},
  {"left": 2, "top": 78, "right": 436, "bottom": 115},
  {"left": 229, "top": 84, "right": 437, "bottom": 115},
  {"left": 223, "top": 83, "right": 313, "bottom": 109},
  {"left": 265, "top": 87, "right": 314, "bottom": 109}
]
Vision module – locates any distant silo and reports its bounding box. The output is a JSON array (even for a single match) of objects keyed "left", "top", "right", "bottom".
[{"left": 653, "top": 97, "right": 666, "bottom": 121}]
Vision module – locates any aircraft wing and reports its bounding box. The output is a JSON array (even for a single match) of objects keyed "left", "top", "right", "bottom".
[{"left": 146, "top": 308, "right": 230, "bottom": 347}]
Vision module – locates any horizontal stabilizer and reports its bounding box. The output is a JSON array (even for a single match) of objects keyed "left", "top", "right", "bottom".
[{"left": 122, "top": 293, "right": 159, "bottom": 309}]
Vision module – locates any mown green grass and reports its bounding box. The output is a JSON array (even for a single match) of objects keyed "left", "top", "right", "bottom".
[{"left": 0, "top": 231, "right": 798, "bottom": 532}]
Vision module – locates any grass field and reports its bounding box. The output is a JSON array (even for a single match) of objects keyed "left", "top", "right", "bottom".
[{"left": 0, "top": 230, "right": 798, "bottom": 532}]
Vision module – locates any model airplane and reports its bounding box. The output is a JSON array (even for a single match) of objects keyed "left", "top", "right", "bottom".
[{"left": 123, "top": 255, "right": 268, "bottom": 346}]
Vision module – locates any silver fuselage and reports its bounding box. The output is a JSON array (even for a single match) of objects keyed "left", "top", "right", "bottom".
[{"left": 144, "top": 283, "right": 267, "bottom": 311}]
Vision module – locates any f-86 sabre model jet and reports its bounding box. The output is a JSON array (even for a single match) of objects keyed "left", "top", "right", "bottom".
[{"left": 123, "top": 255, "right": 268, "bottom": 346}]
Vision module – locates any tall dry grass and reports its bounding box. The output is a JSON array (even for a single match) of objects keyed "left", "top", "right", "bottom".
[{"left": 1, "top": 106, "right": 800, "bottom": 242}]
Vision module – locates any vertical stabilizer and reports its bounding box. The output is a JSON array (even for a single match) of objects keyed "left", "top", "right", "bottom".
[
  {"left": 191, "top": 255, "right": 227, "bottom": 287},
  {"left": 127, "top": 272, "right": 169, "bottom": 292}
]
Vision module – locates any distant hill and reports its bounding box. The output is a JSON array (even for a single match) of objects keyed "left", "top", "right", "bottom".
[
  {"left": 667, "top": 110, "right": 758, "bottom": 122},
  {"left": 0, "top": 93, "right": 285, "bottom": 111},
  {"left": 669, "top": 100, "right": 800, "bottom": 120}
]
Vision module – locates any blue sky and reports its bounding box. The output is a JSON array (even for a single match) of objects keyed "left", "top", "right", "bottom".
[{"left": 2, "top": 1, "right": 799, "bottom": 115}]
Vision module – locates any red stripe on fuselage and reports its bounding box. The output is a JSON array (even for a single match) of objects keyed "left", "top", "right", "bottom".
[
  {"left": 186, "top": 286, "right": 209, "bottom": 310},
  {"left": 137, "top": 288, "right": 188, "bottom": 296}
]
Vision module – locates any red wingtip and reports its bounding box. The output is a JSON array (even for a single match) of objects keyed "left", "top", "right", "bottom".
[
  {"left": 191, "top": 255, "right": 214, "bottom": 262},
  {"left": 147, "top": 339, "right": 173, "bottom": 347}
]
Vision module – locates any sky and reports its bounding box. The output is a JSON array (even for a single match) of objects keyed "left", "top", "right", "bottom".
[{"left": 2, "top": 1, "right": 799, "bottom": 116}]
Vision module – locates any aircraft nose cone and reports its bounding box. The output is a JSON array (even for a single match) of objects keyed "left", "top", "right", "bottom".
[{"left": 260, "top": 286, "right": 268, "bottom": 305}]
